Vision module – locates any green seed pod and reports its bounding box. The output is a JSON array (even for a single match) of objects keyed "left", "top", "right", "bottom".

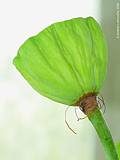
[{"left": 13, "top": 17, "right": 107, "bottom": 106}]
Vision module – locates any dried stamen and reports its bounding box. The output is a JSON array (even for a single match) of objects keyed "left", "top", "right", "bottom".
[
  {"left": 97, "top": 95, "right": 106, "bottom": 114},
  {"left": 65, "top": 107, "right": 77, "bottom": 134},
  {"left": 74, "top": 107, "right": 87, "bottom": 121},
  {"left": 65, "top": 93, "right": 106, "bottom": 134}
]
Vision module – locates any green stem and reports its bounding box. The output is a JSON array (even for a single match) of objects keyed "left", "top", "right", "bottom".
[{"left": 88, "top": 107, "right": 119, "bottom": 160}]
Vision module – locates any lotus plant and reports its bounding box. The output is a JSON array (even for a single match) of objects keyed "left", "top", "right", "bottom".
[{"left": 13, "top": 17, "right": 119, "bottom": 160}]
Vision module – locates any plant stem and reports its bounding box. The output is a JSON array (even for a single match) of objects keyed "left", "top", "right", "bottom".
[{"left": 88, "top": 107, "right": 119, "bottom": 160}]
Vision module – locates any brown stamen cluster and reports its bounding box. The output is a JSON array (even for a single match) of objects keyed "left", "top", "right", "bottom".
[
  {"left": 73, "top": 93, "right": 98, "bottom": 115},
  {"left": 65, "top": 93, "right": 105, "bottom": 134}
]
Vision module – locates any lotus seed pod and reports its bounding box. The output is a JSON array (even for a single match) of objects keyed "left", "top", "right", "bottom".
[{"left": 13, "top": 17, "right": 107, "bottom": 106}]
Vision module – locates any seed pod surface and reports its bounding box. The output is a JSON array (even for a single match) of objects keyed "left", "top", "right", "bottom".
[{"left": 13, "top": 17, "right": 107, "bottom": 105}]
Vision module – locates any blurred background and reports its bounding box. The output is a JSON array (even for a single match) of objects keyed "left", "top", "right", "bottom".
[{"left": 0, "top": 0, "right": 120, "bottom": 159}]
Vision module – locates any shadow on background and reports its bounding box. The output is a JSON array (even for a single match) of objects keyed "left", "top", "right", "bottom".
[
  {"left": 96, "top": 0, "right": 120, "bottom": 159},
  {"left": 101, "top": 0, "right": 120, "bottom": 106}
]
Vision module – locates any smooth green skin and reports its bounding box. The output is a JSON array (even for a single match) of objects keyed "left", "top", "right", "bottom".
[
  {"left": 88, "top": 108, "right": 119, "bottom": 160},
  {"left": 13, "top": 17, "right": 107, "bottom": 105},
  {"left": 116, "top": 142, "right": 120, "bottom": 159}
]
